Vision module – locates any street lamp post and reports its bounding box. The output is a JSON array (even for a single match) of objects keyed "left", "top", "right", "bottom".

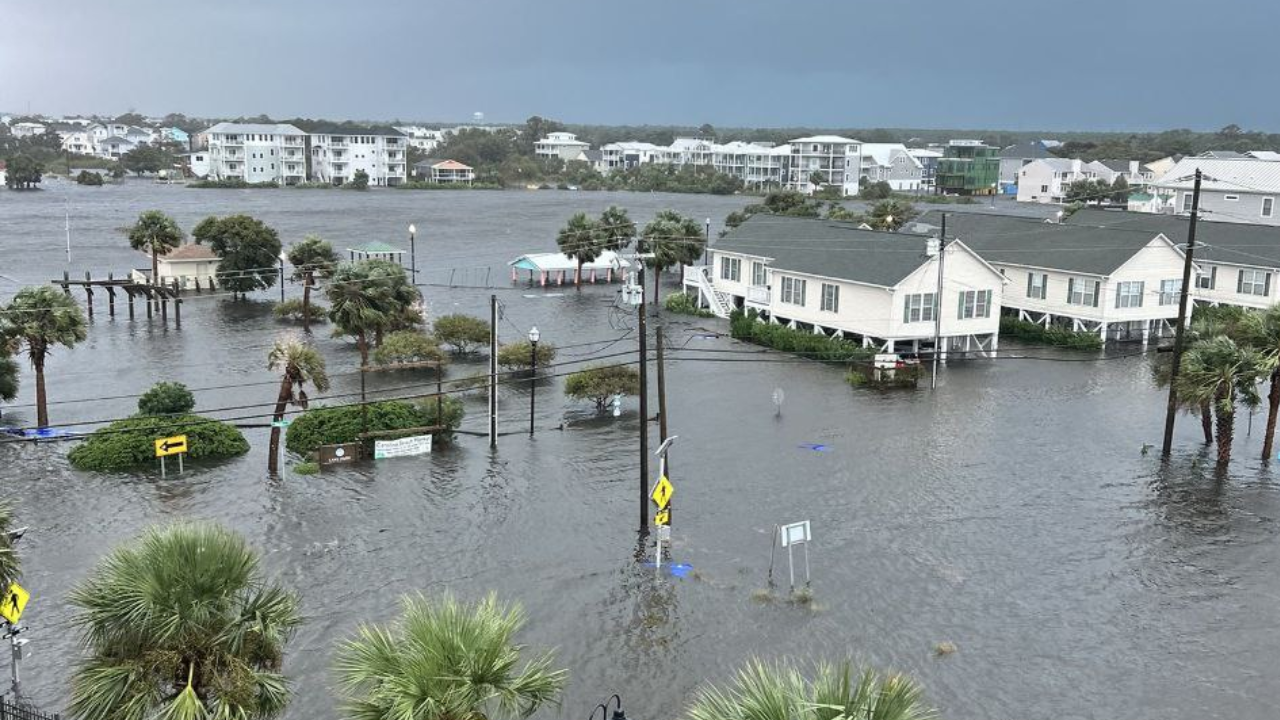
[
  {"left": 278, "top": 252, "right": 287, "bottom": 302},
  {"left": 409, "top": 223, "right": 417, "bottom": 284},
  {"left": 528, "top": 326, "right": 540, "bottom": 436}
]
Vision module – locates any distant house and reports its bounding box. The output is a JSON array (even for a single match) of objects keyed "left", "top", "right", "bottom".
[
  {"left": 183, "top": 151, "right": 211, "bottom": 178},
  {"left": 1098, "top": 159, "right": 1153, "bottom": 185},
  {"left": 1199, "top": 150, "right": 1247, "bottom": 160},
  {"left": 534, "top": 132, "right": 591, "bottom": 162},
  {"left": 1151, "top": 157, "right": 1280, "bottom": 226},
  {"left": 1245, "top": 150, "right": 1280, "bottom": 161},
  {"left": 159, "top": 127, "right": 190, "bottom": 147},
  {"left": 98, "top": 136, "right": 138, "bottom": 159},
  {"left": 10, "top": 122, "right": 45, "bottom": 138},
  {"left": 49, "top": 123, "right": 96, "bottom": 155},
  {"left": 787, "top": 135, "right": 863, "bottom": 195},
  {"left": 307, "top": 123, "right": 408, "bottom": 186},
  {"left": 690, "top": 214, "right": 1006, "bottom": 356},
  {"left": 859, "top": 143, "right": 924, "bottom": 191},
  {"left": 203, "top": 122, "right": 308, "bottom": 185},
  {"left": 130, "top": 244, "right": 221, "bottom": 289},
  {"left": 907, "top": 148, "right": 943, "bottom": 190},
  {"left": 1016, "top": 158, "right": 1116, "bottom": 204},
  {"left": 998, "top": 141, "right": 1056, "bottom": 186},
  {"left": 412, "top": 159, "right": 474, "bottom": 184}
]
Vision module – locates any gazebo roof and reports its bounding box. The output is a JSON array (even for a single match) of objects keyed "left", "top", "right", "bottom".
[{"left": 347, "top": 241, "right": 405, "bottom": 255}]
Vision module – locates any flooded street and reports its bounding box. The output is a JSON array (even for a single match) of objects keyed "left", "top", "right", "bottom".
[{"left": 2, "top": 182, "right": 1278, "bottom": 719}]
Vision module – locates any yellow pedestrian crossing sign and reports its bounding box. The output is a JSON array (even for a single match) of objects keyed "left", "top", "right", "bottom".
[
  {"left": 655, "top": 509, "right": 670, "bottom": 526},
  {"left": 651, "top": 475, "right": 673, "bottom": 511},
  {"left": 1, "top": 582, "right": 29, "bottom": 625}
]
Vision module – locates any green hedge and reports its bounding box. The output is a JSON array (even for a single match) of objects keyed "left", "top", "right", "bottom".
[
  {"left": 663, "top": 292, "right": 715, "bottom": 318},
  {"left": 68, "top": 415, "right": 249, "bottom": 471},
  {"left": 394, "top": 181, "right": 503, "bottom": 190},
  {"left": 999, "top": 316, "right": 1103, "bottom": 350},
  {"left": 729, "top": 309, "right": 875, "bottom": 362},
  {"left": 189, "top": 178, "right": 280, "bottom": 189},
  {"left": 284, "top": 399, "right": 464, "bottom": 456}
]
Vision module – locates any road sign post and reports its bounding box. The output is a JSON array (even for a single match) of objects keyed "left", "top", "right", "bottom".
[
  {"left": 155, "top": 435, "right": 188, "bottom": 477},
  {"left": 779, "top": 520, "right": 812, "bottom": 591},
  {"left": 650, "top": 436, "right": 678, "bottom": 568}
]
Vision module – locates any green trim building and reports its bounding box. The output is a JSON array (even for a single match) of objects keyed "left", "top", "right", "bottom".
[{"left": 936, "top": 141, "right": 1000, "bottom": 195}]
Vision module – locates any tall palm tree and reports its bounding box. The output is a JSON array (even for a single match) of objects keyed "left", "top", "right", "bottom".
[
  {"left": 1239, "top": 305, "right": 1280, "bottom": 460},
  {"left": 686, "top": 659, "right": 932, "bottom": 720},
  {"left": 128, "top": 210, "right": 184, "bottom": 293},
  {"left": 328, "top": 263, "right": 392, "bottom": 367},
  {"left": 366, "top": 259, "right": 422, "bottom": 343},
  {"left": 267, "top": 337, "right": 330, "bottom": 473},
  {"left": 555, "top": 212, "right": 599, "bottom": 286},
  {"left": 1176, "top": 336, "right": 1266, "bottom": 468},
  {"left": 0, "top": 503, "right": 21, "bottom": 591},
  {"left": 638, "top": 210, "right": 705, "bottom": 305},
  {"left": 336, "top": 592, "right": 567, "bottom": 720},
  {"left": 0, "top": 286, "right": 88, "bottom": 428},
  {"left": 287, "top": 235, "right": 341, "bottom": 333},
  {"left": 68, "top": 521, "right": 301, "bottom": 720}
]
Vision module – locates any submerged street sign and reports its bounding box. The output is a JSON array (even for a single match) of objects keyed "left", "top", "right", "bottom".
[
  {"left": 1, "top": 582, "right": 30, "bottom": 625},
  {"left": 318, "top": 442, "right": 361, "bottom": 467},
  {"left": 154, "top": 435, "right": 188, "bottom": 457},
  {"left": 651, "top": 475, "right": 673, "bottom": 510},
  {"left": 373, "top": 434, "right": 432, "bottom": 460}
]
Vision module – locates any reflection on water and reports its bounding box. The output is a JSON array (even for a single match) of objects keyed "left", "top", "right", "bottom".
[{"left": 2, "top": 183, "right": 1280, "bottom": 719}]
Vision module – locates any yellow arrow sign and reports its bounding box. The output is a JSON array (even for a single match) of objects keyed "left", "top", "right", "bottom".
[
  {"left": 154, "top": 435, "right": 188, "bottom": 457},
  {"left": 651, "top": 475, "right": 673, "bottom": 511},
  {"left": 1, "top": 582, "right": 30, "bottom": 625}
]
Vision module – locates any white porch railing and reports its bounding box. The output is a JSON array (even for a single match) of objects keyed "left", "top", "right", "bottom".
[
  {"left": 682, "top": 264, "right": 733, "bottom": 318},
  {"left": 746, "top": 286, "right": 770, "bottom": 306}
]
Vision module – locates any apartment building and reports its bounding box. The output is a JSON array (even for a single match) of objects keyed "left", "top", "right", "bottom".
[
  {"left": 308, "top": 124, "right": 408, "bottom": 186},
  {"left": 787, "top": 135, "right": 863, "bottom": 195},
  {"left": 205, "top": 122, "right": 308, "bottom": 185}
]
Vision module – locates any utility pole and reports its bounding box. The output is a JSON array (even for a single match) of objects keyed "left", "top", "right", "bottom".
[
  {"left": 637, "top": 266, "right": 650, "bottom": 530},
  {"left": 1162, "top": 169, "right": 1203, "bottom": 458},
  {"left": 489, "top": 294, "right": 498, "bottom": 448},
  {"left": 931, "top": 213, "right": 947, "bottom": 390},
  {"left": 656, "top": 328, "right": 670, "bottom": 523}
]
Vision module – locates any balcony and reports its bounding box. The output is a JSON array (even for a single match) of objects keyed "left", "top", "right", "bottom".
[
  {"left": 746, "top": 286, "right": 771, "bottom": 306},
  {"left": 329, "top": 141, "right": 348, "bottom": 148},
  {"left": 283, "top": 138, "right": 305, "bottom": 146}
]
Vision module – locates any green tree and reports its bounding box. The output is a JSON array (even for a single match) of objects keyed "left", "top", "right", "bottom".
[
  {"left": 1239, "top": 306, "right": 1280, "bottom": 460},
  {"left": 555, "top": 213, "right": 600, "bottom": 285},
  {"left": 335, "top": 592, "right": 567, "bottom": 720},
  {"left": 4, "top": 154, "right": 43, "bottom": 189},
  {"left": 195, "top": 215, "right": 284, "bottom": 297},
  {"left": 75, "top": 170, "right": 104, "bottom": 186},
  {"left": 1176, "top": 336, "right": 1266, "bottom": 468},
  {"left": 0, "top": 503, "right": 20, "bottom": 591},
  {"left": 68, "top": 521, "right": 301, "bottom": 720},
  {"left": 596, "top": 205, "right": 635, "bottom": 253},
  {"left": 348, "top": 169, "right": 370, "bottom": 190},
  {"left": 373, "top": 330, "right": 447, "bottom": 368},
  {"left": 520, "top": 115, "right": 565, "bottom": 156},
  {"left": 0, "top": 286, "right": 88, "bottom": 428},
  {"left": 686, "top": 659, "right": 932, "bottom": 720},
  {"left": 286, "top": 235, "right": 341, "bottom": 333},
  {"left": 433, "top": 314, "right": 491, "bottom": 354},
  {"left": 1110, "top": 176, "right": 1130, "bottom": 204},
  {"left": 808, "top": 170, "right": 826, "bottom": 191},
  {"left": 365, "top": 260, "right": 423, "bottom": 342},
  {"left": 128, "top": 210, "right": 184, "bottom": 290},
  {"left": 496, "top": 340, "right": 556, "bottom": 370},
  {"left": 137, "top": 381, "right": 195, "bottom": 416},
  {"left": 121, "top": 144, "right": 172, "bottom": 176},
  {"left": 859, "top": 180, "right": 893, "bottom": 200},
  {"left": 564, "top": 365, "right": 640, "bottom": 410},
  {"left": 868, "top": 199, "right": 918, "bottom": 231},
  {"left": 267, "top": 338, "right": 330, "bottom": 473},
  {"left": 0, "top": 351, "right": 17, "bottom": 405},
  {"left": 638, "top": 210, "right": 705, "bottom": 304},
  {"left": 327, "top": 262, "right": 391, "bottom": 366}
]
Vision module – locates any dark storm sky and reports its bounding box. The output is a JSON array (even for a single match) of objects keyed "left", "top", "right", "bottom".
[{"left": 3, "top": 0, "right": 1276, "bottom": 132}]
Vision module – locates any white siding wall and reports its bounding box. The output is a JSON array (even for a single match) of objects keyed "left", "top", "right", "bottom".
[
  {"left": 887, "top": 245, "right": 1003, "bottom": 340},
  {"left": 1194, "top": 262, "right": 1278, "bottom": 309}
]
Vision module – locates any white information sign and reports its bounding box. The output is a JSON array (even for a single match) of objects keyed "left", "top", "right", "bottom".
[
  {"left": 780, "top": 520, "right": 811, "bottom": 547},
  {"left": 373, "top": 434, "right": 433, "bottom": 460}
]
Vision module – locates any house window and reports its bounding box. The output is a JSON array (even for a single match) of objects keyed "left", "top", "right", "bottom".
[
  {"left": 1040, "top": 184, "right": 1049, "bottom": 193},
  {"left": 1067, "top": 277, "right": 1099, "bottom": 306},
  {"left": 1238, "top": 269, "right": 1271, "bottom": 296},
  {"left": 780, "top": 276, "right": 807, "bottom": 305},
  {"left": 820, "top": 283, "right": 839, "bottom": 313},
  {"left": 1196, "top": 266, "right": 1217, "bottom": 290},
  {"left": 1116, "top": 281, "right": 1144, "bottom": 308},
  {"left": 1224, "top": 194, "right": 1240, "bottom": 201},
  {"left": 903, "top": 293, "right": 936, "bottom": 323},
  {"left": 720, "top": 257, "right": 740, "bottom": 282},
  {"left": 1158, "top": 279, "right": 1181, "bottom": 305},
  {"left": 751, "top": 261, "right": 767, "bottom": 287},
  {"left": 1182, "top": 193, "right": 1194, "bottom": 213},
  {"left": 957, "top": 290, "right": 992, "bottom": 319},
  {"left": 1026, "top": 272, "right": 1048, "bottom": 300},
  {"left": 1264, "top": 197, "right": 1275, "bottom": 218}
]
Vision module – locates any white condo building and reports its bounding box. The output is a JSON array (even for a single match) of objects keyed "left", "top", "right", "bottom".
[
  {"left": 787, "top": 135, "right": 863, "bottom": 195},
  {"left": 205, "top": 122, "right": 308, "bottom": 185},
  {"left": 309, "top": 125, "right": 408, "bottom": 186}
]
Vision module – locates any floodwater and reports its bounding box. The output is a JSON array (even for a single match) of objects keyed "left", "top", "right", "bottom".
[{"left": 1, "top": 181, "right": 1278, "bottom": 719}]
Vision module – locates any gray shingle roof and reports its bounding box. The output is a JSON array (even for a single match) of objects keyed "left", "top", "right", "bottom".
[
  {"left": 909, "top": 209, "right": 1175, "bottom": 276},
  {"left": 1064, "top": 208, "right": 1280, "bottom": 269},
  {"left": 714, "top": 215, "right": 934, "bottom": 288},
  {"left": 999, "top": 141, "right": 1055, "bottom": 159}
]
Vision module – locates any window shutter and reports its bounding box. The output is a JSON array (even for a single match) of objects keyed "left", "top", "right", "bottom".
[
  {"left": 1115, "top": 284, "right": 1123, "bottom": 309},
  {"left": 1027, "top": 272, "right": 1034, "bottom": 297},
  {"left": 903, "top": 297, "right": 911, "bottom": 324},
  {"left": 1136, "top": 281, "right": 1144, "bottom": 307},
  {"left": 1266, "top": 273, "right": 1272, "bottom": 297},
  {"left": 1210, "top": 266, "right": 1217, "bottom": 290},
  {"left": 983, "top": 290, "right": 992, "bottom": 317},
  {"left": 1042, "top": 274, "right": 1049, "bottom": 299},
  {"left": 1092, "top": 280, "right": 1100, "bottom": 307},
  {"left": 958, "top": 291, "right": 965, "bottom": 318},
  {"left": 1238, "top": 270, "right": 1245, "bottom": 294},
  {"left": 1068, "top": 277, "right": 1075, "bottom": 303}
]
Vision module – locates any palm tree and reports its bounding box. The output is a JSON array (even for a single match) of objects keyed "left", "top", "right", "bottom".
[
  {"left": 68, "top": 521, "right": 301, "bottom": 720},
  {"left": 686, "top": 659, "right": 932, "bottom": 720},
  {"left": 127, "top": 210, "right": 184, "bottom": 294},
  {"left": 555, "top": 212, "right": 599, "bottom": 285},
  {"left": 366, "top": 260, "right": 422, "bottom": 343},
  {"left": 1176, "top": 336, "right": 1266, "bottom": 468},
  {"left": 638, "top": 210, "right": 705, "bottom": 306},
  {"left": 0, "top": 352, "right": 17, "bottom": 406},
  {"left": 267, "top": 337, "right": 330, "bottom": 473},
  {"left": 328, "top": 263, "right": 392, "bottom": 367},
  {"left": 336, "top": 592, "right": 567, "bottom": 720},
  {"left": 0, "top": 503, "right": 21, "bottom": 591},
  {"left": 1239, "top": 305, "right": 1280, "bottom": 460},
  {"left": 597, "top": 206, "right": 636, "bottom": 254},
  {"left": 287, "top": 235, "right": 341, "bottom": 333},
  {"left": 0, "top": 286, "right": 88, "bottom": 428}
]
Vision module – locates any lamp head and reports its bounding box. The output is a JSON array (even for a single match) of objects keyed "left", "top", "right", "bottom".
[
  {"left": 528, "top": 325, "right": 540, "bottom": 343},
  {"left": 409, "top": 223, "right": 417, "bottom": 235}
]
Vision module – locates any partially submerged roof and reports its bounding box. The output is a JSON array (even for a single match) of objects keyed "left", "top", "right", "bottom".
[
  {"left": 509, "top": 250, "right": 631, "bottom": 273},
  {"left": 161, "top": 244, "right": 219, "bottom": 262},
  {"left": 431, "top": 159, "right": 472, "bottom": 170},
  {"left": 909, "top": 209, "right": 1181, "bottom": 276},
  {"left": 348, "top": 241, "right": 405, "bottom": 255},
  {"left": 1064, "top": 207, "right": 1280, "bottom": 269},
  {"left": 715, "top": 215, "right": 938, "bottom": 288}
]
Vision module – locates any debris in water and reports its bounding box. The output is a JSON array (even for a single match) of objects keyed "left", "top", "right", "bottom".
[{"left": 934, "top": 642, "right": 958, "bottom": 657}]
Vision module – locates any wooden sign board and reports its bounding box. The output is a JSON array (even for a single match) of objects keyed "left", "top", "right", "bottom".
[{"left": 318, "top": 442, "right": 362, "bottom": 467}]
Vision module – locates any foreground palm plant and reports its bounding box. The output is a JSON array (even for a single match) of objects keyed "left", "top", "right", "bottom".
[
  {"left": 267, "top": 337, "right": 330, "bottom": 473},
  {"left": 686, "top": 659, "right": 933, "bottom": 720},
  {"left": 68, "top": 521, "right": 301, "bottom": 720},
  {"left": 336, "top": 592, "right": 567, "bottom": 720},
  {"left": 0, "top": 503, "right": 20, "bottom": 590}
]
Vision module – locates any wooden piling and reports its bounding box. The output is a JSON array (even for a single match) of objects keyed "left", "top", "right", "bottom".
[{"left": 83, "top": 271, "right": 94, "bottom": 319}]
